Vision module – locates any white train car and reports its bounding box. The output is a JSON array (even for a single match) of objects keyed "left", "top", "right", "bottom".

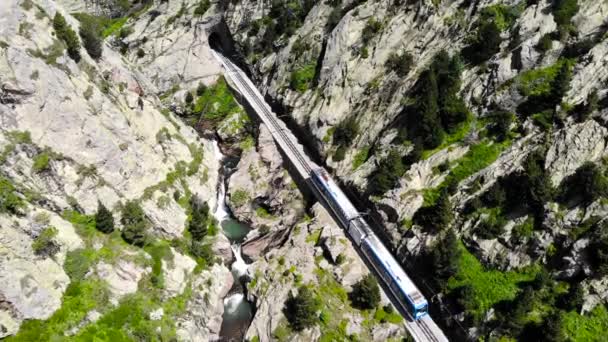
[
  {"left": 310, "top": 168, "right": 359, "bottom": 224},
  {"left": 361, "top": 234, "right": 428, "bottom": 319}
]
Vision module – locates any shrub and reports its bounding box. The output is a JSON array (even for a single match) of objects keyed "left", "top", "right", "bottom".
[
  {"left": 196, "top": 82, "right": 207, "bottom": 96},
  {"left": 332, "top": 117, "right": 359, "bottom": 147},
  {"left": 184, "top": 91, "right": 194, "bottom": 104},
  {"left": 552, "top": 0, "right": 579, "bottom": 29},
  {"left": 136, "top": 48, "right": 145, "bottom": 58},
  {"left": 194, "top": 0, "right": 211, "bottom": 16},
  {"left": 350, "top": 274, "right": 381, "bottom": 310},
  {"left": 361, "top": 17, "right": 382, "bottom": 44},
  {"left": 32, "top": 226, "right": 59, "bottom": 256},
  {"left": 190, "top": 240, "right": 215, "bottom": 265},
  {"left": 79, "top": 20, "right": 103, "bottom": 59},
  {"left": 94, "top": 201, "right": 114, "bottom": 234},
  {"left": 64, "top": 248, "right": 95, "bottom": 281},
  {"left": 536, "top": 33, "right": 553, "bottom": 52},
  {"left": 414, "top": 189, "right": 453, "bottom": 233},
  {"left": 32, "top": 151, "right": 52, "bottom": 173},
  {"left": 487, "top": 110, "right": 513, "bottom": 141},
  {"left": 475, "top": 211, "right": 506, "bottom": 239},
  {"left": 120, "top": 201, "right": 147, "bottom": 246},
  {"left": 53, "top": 13, "right": 81, "bottom": 61},
  {"left": 385, "top": 51, "right": 414, "bottom": 77},
  {"left": 367, "top": 150, "right": 406, "bottom": 195},
  {"left": 290, "top": 62, "right": 316, "bottom": 92},
  {"left": 283, "top": 286, "right": 319, "bottom": 331},
  {"left": 462, "top": 21, "right": 502, "bottom": 65}
]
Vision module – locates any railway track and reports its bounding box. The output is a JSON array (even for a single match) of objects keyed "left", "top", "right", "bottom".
[
  {"left": 213, "top": 50, "right": 448, "bottom": 342},
  {"left": 219, "top": 54, "right": 312, "bottom": 175}
]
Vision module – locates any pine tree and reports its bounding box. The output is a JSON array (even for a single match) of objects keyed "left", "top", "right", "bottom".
[
  {"left": 550, "top": 62, "right": 572, "bottom": 105},
  {"left": 431, "top": 229, "right": 461, "bottom": 287},
  {"left": 350, "top": 274, "right": 381, "bottom": 310},
  {"left": 283, "top": 286, "right": 319, "bottom": 331},
  {"left": 79, "top": 23, "right": 102, "bottom": 59},
  {"left": 95, "top": 200, "right": 115, "bottom": 234},
  {"left": 120, "top": 201, "right": 147, "bottom": 246},
  {"left": 53, "top": 12, "right": 80, "bottom": 61},
  {"left": 188, "top": 198, "right": 210, "bottom": 240}
]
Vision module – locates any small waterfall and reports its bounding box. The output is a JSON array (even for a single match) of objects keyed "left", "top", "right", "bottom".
[
  {"left": 214, "top": 179, "right": 230, "bottom": 222},
  {"left": 224, "top": 293, "right": 245, "bottom": 314},
  {"left": 231, "top": 244, "right": 248, "bottom": 277}
]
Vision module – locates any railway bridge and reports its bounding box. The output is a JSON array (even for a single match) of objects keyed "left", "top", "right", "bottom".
[{"left": 211, "top": 49, "right": 449, "bottom": 342}]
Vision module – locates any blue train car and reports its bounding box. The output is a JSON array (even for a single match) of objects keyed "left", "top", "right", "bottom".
[{"left": 361, "top": 235, "right": 428, "bottom": 320}]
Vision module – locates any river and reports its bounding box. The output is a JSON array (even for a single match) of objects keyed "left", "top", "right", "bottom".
[{"left": 213, "top": 143, "right": 254, "bottom": 342}]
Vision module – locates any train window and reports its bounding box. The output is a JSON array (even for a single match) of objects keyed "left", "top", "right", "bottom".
[{"left": 418, "top": 305, "right": 428, "bottom": 316}]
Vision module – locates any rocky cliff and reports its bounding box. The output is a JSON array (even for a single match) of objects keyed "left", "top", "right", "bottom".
[
  {"left": 0, "top": 0, "right": 231, "bottom": 339},
  {"left": 223, "top": 0, "right": 608, "bottom": 340}
]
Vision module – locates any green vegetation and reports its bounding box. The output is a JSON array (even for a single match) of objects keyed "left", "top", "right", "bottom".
[
  {"left": 306, "top": 229, "right": 322, "bottom": 245},
  {"left": 361, "top": 17, "right": 383, "bottom": 45},
  {"left": 349, "top": 274, "right": 381, "bottom": 310},
  {"left": 367, "top": 150, "right": 406, "bottom": 195},
  {"left": 6, "top": 279, "right": 110, "bottom": 341},
  {"left": 32, "top": 151, "right": 51, "bottom": 173},
  {"left": 447, "top": 242, "right": 539, "bottom": 322},
  {"left": 352, "top": 146, "right": 370, "bottom": 170},
  {"left": 95, "top": 201, "right": 115, "bottom": 234},
  {"left": 187, "top": 198, "right": 211, "bottom": 240},
  {"left": 552, "top": 0, "right": 579, "bottom": 33},
  {"left": 244, "top": 0, "right": 316, "bottom": 55},
  {"left": 28, "top": 39, "right": 65, "bottom": 66},
  {"left": 561, "top": 304, "right": 608, "bottom": 341},
  {"left": 536, "top": 33, "right": 554, "bottom": 52},
  {"left": 194, "top": 0, "right": 211, "bottom": 16},
  {"left": 32, "top": 226, "right": 59, "bottom": 256},
  {"left": 64, "top": 248, "right": 97, "bottom": 281},
  {"left": 517, "top": 59, "right": 573, "bottom": 97},
  {"left": 398, "top": 50, "right": 469, "bottom": 151},
  {"left": 192, "top": 77, "right": 240, "bottom": 121},
  {"left": 231, "top": 189, "right": 250, "bottom": 207},
  {"left": 415, "top": 189, "right": 453, "bottom": 233},
  {"left": 145, "top": 241, "right": 173, "bottom": 289},
  {"left": 53, "top": 12, "right": 81, "bottom": 61},
  {"left": 486, "top": 110, "right": 514, "bottom": 142},
  {"left": 73, "top": 13, "right": 105, "bottom": 59},
  {"left": 374, "top": 305, "right": 403, "bottom": 324},
  {"left": 479, "top": 3, "right": 524, "bottom": 32},
  {"left": 385, "top": 50, "right": 414, "bottom": 76},
  {"left": 0, "top": 177, "right": 25, "bottom": 214},
  {"left": 462, "top": 20, "right": 501, "bottom": 65},
  {"left": 120, "top": 200, "right": 148, "bottom": 247},
  {"left": 290, "top": 61, "right": 316, "bottom": 92},
  {"left": 430, "top": 229, "right": 461, "bottom": 288},
  {"left": 283, "top": 286, "right": 320, "bottom": 331}
]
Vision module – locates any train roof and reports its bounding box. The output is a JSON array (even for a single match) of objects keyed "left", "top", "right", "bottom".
[
  {"left": 365, "top": 235, "right": 427, "bottom": 307},
  {"left": 312, "top": 168, "right": 359, "bottom": 219}
]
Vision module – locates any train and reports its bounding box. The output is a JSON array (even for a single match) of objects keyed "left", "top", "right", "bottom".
[{"left": 310, "top": 168, "right": 429, "bottom": 320}]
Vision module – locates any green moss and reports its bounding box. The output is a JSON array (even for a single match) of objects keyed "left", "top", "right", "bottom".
[
  {"left": 424, "top": 140, "right": 509, "bottom": 206},
  {"left": 193, "top": 77, "right": 240, "bottom": 121},
  {"left": 32, "top": 151, "right": 51, "bottom": 173},
  {"left": 479, "top": 2, "right": 524, "bottom": 32},
  {"left": 290, "top": 62, "right": 317, "bottom": 92},
  {"left": 561, "top": 305, "right": 608, "bottom": 341},
  {"left": 447, "top": 242, "right": 539, "bottom": 321},
  {"left": 231, "top": 189, "right": 250, "bottom": 207},
  {"left": 306, "top": 229, "right": 322, "bottom": 245},
  {"left": 517, "top": 59, "right": 574, "bottom": 97},
  {"left": 255, "top": 207, "right": 274, "bottom": 219},
  {"left": 352, "top": 146, "right": 370, "bottom": 170},
  {"left": 6, "top": 279, "right": 110, "bottom": 341}
]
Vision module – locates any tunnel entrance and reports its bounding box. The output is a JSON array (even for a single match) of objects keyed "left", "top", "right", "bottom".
[{"left": 208, "top": 32, "right": 222, "bottom": 52}]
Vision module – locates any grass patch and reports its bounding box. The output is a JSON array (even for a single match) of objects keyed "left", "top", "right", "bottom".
[
  {"left": 231, "top": 189, "right": 250, "bottom": 207},
  {"left": 193, "top": 77, "right": 240, "bottom": 121},
  {"left": 517, "top": 59, "right": 575, "bottom": 97},
  {"left": 373, "top": 306, "right": 403, "bottom": 324},
  {"left": 561, "top": 305, "right": 608, "bottom": 341},
  {"left": 6, "top": 279, "right": 110, "bottom": 341},
  {"left": 255, "top": 207, "right": 274, "bottom": 219},
  {"left": 306, "top": 229, "right": 322, "bottom": 245},
  {"left": 32, "top": 151, "right": 51, "bottom": 173},
  {"left": 423, "top": 140, "right": 509, "bottom": 206},
  {"left": 447, "top": 242, "right": 539, "bottom": 321},
  {"left": 352, "top": 146, "right": 370, "bottom": 170},
  {"left": 421, "top": 117, "right": 472, "bottom": 160},
  {"left": 290, "top": 61, "right": 316, "bottom": 92}
]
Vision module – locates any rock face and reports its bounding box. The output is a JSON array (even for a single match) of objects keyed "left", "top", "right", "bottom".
[
  {"left": 0, "top": 0, "right": 232, "bottom": 338},
  {"left": 176, "top": 263, "right": 234, "bottom": 341},
  {"left": 227, "top": 124, "right": 306, "bottom": 260},
  {"left": 244, "top": 203, "right": 405, "bottom": 342}
]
